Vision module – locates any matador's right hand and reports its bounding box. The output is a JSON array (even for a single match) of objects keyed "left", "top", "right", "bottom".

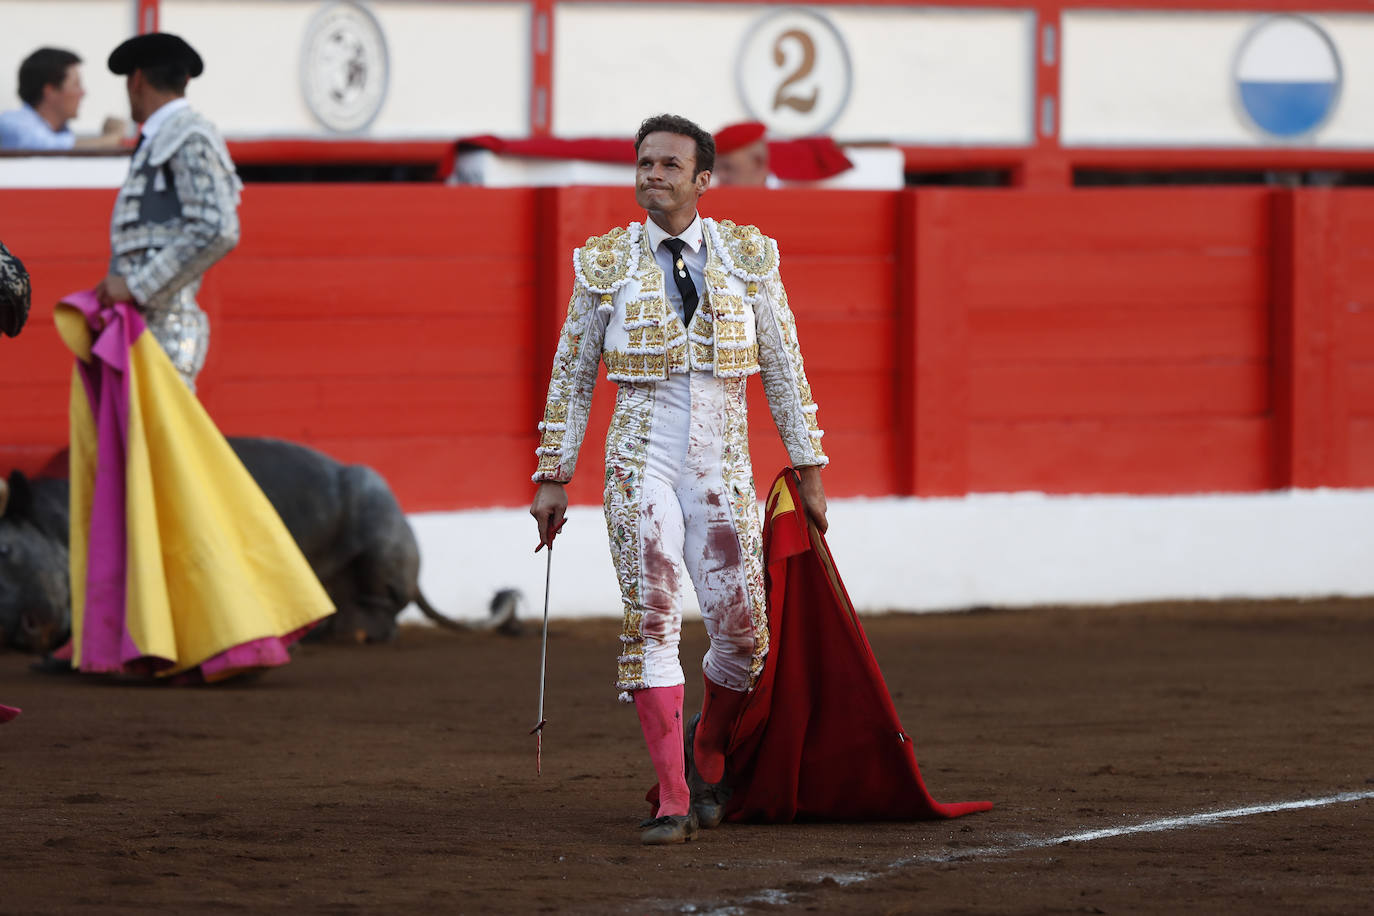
[{"left": 530, "top": 482, "right": 569, "bottom": 551}]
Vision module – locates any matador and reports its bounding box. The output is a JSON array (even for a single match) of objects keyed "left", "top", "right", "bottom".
[
  {"left": 94, "top": 32, "right": 240, "bottom": 391},
  {"left": 530, "top": 114, "right": 829, "bottom": 846}
]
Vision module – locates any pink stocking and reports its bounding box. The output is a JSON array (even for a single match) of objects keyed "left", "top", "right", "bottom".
[{"left": 634, "top": 685, "right": 690, "bottom": 817}]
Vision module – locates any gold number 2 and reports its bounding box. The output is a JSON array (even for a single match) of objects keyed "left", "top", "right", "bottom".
[{"left": 772, "top": 29, "right": 818, "bottom": 113}]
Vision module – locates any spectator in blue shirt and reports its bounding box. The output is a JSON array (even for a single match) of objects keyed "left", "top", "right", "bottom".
[{"left": 0, "top": 47, "right": 126, "bottom": 150}]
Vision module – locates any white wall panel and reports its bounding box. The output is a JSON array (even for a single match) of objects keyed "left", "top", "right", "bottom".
[
  {"left": 159, "top": 0, "right": 529, "bottom": 138},
  {"left": 409, "top": 489, "right": 1374, "bottom": 619},
  {"left": 553, "top": 3, "right": 1032, "bottom": 144},
  {"left": 824, "top": 7, "right": 1032, "bottom": 144},
  {"left": 1063, "top": 11, "right": 1374, "bottom": 148},
  {"left": 159, "top": 1, "right": 317, "bottom": 135},
  {"left": 552, "top": 4, "right": 752, "bottom": 138},
  {"left": 363, "top": 2, "right": 529, "bottom": 137}
]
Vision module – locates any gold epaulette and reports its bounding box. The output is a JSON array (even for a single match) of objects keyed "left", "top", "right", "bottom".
[
  {"left": 575, "top": 224, "right": 639, "bottom": 294},
  {"left": 711, "top": 219, "right": 779, "bottom": 281}
]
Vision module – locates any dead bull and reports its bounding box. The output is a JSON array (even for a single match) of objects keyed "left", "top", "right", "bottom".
[{"left": 0, "top": 436, "right": 518, "bottom": 653}]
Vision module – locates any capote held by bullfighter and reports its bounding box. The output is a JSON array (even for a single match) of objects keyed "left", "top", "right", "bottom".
[{"left": 0, "top": 436, "right": 519, "bottom": 656}]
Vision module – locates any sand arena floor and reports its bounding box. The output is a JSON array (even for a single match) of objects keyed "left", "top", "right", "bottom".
[{"left": 2, "top": 598, "right": 1371, "bottom": 915}]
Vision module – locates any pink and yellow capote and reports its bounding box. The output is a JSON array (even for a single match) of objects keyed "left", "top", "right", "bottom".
[{"left": 54, "top": 290, "right": 333, "bottom": 682}]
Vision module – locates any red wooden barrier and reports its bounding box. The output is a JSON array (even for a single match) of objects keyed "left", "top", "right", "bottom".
[
  {"left": 907, "top": 188, "right": 1276, "bottom": 495},
  {"left": 1343, "top": 193, "right": 1374, "bottom": 486},
  {"left": 1, "top": 185, "right": 1369, "bottom": 510},
  {"left": 1281, "top": 189, "right": 1374, "bottom": 489}
]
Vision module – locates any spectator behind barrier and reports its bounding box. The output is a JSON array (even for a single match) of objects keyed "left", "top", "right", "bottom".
[
  {"left": 0, "top": 47, "right": 127, "bottom": 151},
  {"left": 712, "top": 121, "right": 855, "bottom": 188},
  {"left": 712, "top": 121, "right": 777, "bottom": 188}
]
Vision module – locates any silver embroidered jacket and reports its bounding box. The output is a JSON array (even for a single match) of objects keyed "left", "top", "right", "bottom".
[
  {"left": 533, "top": 218, "right": 827, "bottom": 482},
  {"left": 110, "top": 105, "right": 242, "bottom": 383}
]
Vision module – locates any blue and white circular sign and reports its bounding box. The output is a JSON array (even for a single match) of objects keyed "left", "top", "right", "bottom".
[{"left": 1235, "top": 16, "right": 1341, "bottom": 140}]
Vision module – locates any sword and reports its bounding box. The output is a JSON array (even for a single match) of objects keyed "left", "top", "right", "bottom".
[{"left": 530, "top": 517, "right": 565, "bottom": 775}]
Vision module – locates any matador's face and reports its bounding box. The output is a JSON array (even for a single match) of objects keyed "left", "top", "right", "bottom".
[{"left": 635, "top": 132, "right": 710, "bottom": 217}]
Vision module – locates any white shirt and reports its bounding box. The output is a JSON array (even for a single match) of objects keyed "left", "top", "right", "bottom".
[
  {"left": 138, "top": 97, "right": 190, "bottom": 143},
  {"left": 644, "top": 212, "right": 706, "bottom": 323},
  {"left": 0, "top": 104, "right": 75, "bottom": 151}
]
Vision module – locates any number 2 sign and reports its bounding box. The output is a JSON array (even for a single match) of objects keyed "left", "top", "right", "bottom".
[{"left": 736, "top": 7, "right": 853, "bottom": 137}]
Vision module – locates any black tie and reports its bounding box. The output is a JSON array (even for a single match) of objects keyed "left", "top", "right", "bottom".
[{"left": 661, "top": 238, "right": 699, "bottom": 326}]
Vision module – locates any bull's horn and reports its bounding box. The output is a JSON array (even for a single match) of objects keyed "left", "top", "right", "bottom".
[{"left": 0, "top": 476, "right": 8, "bottom": 518}]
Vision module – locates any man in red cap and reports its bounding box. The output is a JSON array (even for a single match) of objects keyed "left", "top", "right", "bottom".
[{"left": 712, "top": 121, "right": 777, "bottom": 187}]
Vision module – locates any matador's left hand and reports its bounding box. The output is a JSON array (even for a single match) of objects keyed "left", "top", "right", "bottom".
[
  {"left": 94, "top": 274, "right": 134, "bottom": 308},
  {"left": 796, "top": 465, "right": 828, "bottom": 534}
]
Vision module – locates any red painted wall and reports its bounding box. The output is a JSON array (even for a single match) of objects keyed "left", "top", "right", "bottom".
[
  {"left": 0, "top": 185, "right": 1366, "bottom": 510},
  {"left": 901, "top": 189, "right": 1276, "bottom": 495}
]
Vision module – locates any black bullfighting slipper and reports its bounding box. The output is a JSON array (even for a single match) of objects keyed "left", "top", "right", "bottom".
[
  {"left": 685, "top": 712, "right": 732, "bottom": 829},
  {"left": 639, "top": 811, "right": 700, "bottom": 845}
]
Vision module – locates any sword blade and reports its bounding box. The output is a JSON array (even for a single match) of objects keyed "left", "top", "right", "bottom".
[{"left": 532, "top": 540, "right": 553, "bottom": 774}]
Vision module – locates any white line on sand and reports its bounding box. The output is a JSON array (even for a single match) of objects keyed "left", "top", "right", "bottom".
[
  {"left": 680, "top": 791, "right": 1374, "bottom": 915},
  {"left": 1034, "top": 790, "right": 1374, "bottom": 848}
]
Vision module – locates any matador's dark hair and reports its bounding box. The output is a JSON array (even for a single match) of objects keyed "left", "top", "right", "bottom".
[
  {"left": 634, "top": 114, "right": 715, "bottom": 177},
  {"left": 139, "top": 62, "right": 191, "bottom": 94}
]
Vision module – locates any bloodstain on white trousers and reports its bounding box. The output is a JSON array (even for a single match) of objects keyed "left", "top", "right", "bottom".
[{"left": 604, "top": 370, "right": 765, "bottom": 694}]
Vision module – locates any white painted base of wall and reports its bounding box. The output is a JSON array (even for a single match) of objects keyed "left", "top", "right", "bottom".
[
  {"left": 0, "top": 157, "right": 129, "bottom": 189},
  {"left": 404, "top": 489, "right": 1374, "bottom": 624}
]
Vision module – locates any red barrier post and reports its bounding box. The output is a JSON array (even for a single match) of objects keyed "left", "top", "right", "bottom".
[
  {"left": 1271, "top": 189, "right": 1346, "bottom": 489},
  {"left": 897, "top": 190, "right": 970, "bottom": 497},
  {"left": 1015, "top": 3, "right": 1071, "bottom": 190}
]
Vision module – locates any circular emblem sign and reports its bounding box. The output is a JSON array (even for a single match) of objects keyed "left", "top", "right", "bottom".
[
  {"left": 736, "top": 8, "right": 853, "bottom": 137},
  {"left": 1234, "top": 16, "right": 1341, "bottom": 140},
  {"left": 301, "top": 1, "right": 390, "bottom": 133}
]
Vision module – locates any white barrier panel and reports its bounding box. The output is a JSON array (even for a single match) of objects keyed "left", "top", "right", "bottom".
[
  {"left": 1063, "top": 11, "right": 1374, "bottom": 147},
  {"left": 8, "top": 2, "right": 1374, "bottom": 152},
  {"left": 158, "top": 0, "right": 530, "bottom": 137},
  {"left": 0, "top": 155, "right": 129, "bottom": 188},
  {"left": 553, "top": 3, "right": 1033, "bottom": 145},
  {"left": 406, "top": 489, "right": 1374, "bottom": 622},
  {"left": 453, "top": 145, "right": 904, "bottom": 189}
]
